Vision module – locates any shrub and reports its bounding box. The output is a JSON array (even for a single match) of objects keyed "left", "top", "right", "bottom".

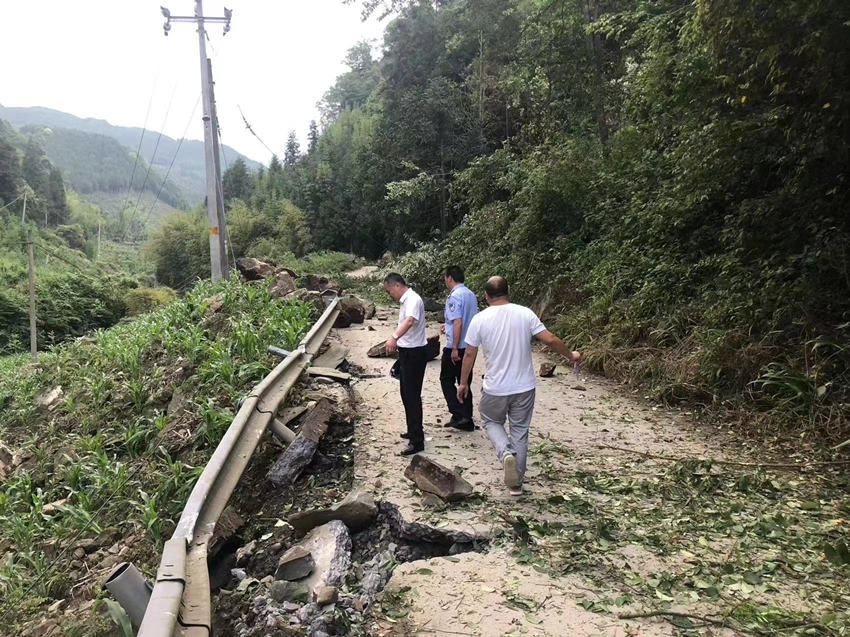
[{"left": 124, "top": 287, "right": 177, "bottom": 316}]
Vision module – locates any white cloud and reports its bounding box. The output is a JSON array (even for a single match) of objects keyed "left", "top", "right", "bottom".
[{"left": 0, "top": 0, "right": 386, "bottom": 164}]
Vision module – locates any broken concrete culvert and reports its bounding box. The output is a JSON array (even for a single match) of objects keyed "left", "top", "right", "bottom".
[{"left": 223, "top": 498, "right": 488, "bottom": 637}]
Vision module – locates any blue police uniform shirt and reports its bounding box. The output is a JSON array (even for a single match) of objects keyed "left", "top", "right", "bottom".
[{"left": 444, "top": 283, "right": 478, "bottom": 350}]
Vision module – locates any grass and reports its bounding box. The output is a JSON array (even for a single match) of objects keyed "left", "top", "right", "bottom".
[{"left": 0, "top": 275, "right": 314, "bottom": 633}]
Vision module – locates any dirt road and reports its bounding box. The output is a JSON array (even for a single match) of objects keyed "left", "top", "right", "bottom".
[{"left": 327, "top": 310, "right": 716, "bottom": 636}]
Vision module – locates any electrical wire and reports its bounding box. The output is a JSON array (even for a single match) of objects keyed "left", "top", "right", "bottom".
[
  {"left": 125, "top": 83, "right": 178, "bottom": 240},
  {"left": 120, "top": 79, "right": 159, "bottom": 235},
  {"left": 139, "top": 95, "right": 202, "bottom": 231},
  {"left": 0, "top": 194, "right": 24, "bottom": 212},
  {"left": 238, "top": 105, "right": 277, "bottom": 158}
]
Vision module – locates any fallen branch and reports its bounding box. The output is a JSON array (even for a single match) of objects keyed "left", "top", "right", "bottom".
[
  {"left": 598, "top": 444, "right": 850, "bottom": 469},
  {"left": 618, "top": 610, "right": 728, "bottom": 626}
]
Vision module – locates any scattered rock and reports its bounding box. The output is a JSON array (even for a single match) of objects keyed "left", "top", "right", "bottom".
[
  {"left": 236, "top": 257, "right": 275, "bottom": 281},
  {"left": 269, "top": 580, "right": 310, "bottom": 604},
  {"left": 316, "top": 585, "right": 338, "bottom": 606},
  {"left": 367, "top": 334, "right": 441, "bottom": 360},
  {"left": 268, "top": 271, "right": 296, "bottom": 298},
  {"left": 379, "top": 500, "right": 487, "bottom": 545},
  {"left": 35, "top": 386, "right": 63, "bottom": 411},
  {"left": 231, "top": 568, "right": 248, "bottom": 581},
  {"left": 46, "top": 599, "right": 64, "bottom": 613},
  {"left": 0, "top": 443, "right": 12, "bottom": 480},
  {"left": 303, "top": 274, "right": 341, "bottom": 294},
  {"left": 236, "top": 540, "right": 257, "bottom": 567},
  {"left": 298, "top": 520, "right": 352, "bottom": 599},
  {"left": 539, "top": 362, "right": 556, "bottom": 377},
  {"left": 203, "top": 294, "right": 224, "bottom": 316},
  {"left": 209, "top": 506, "right": 244, "bottom": 557},
  {"left": 571, "top": 385, "right": 587, "bottom": 391},
  {"left": 420, "top": 492, "right": 447, "bottom": 511},
  {"left": 291, "top": 288, "right": 327, "bottom": 313},
  {"left": 306, "top": 367, "right": 351, "bottom": 383},
  {"left": 379, "top": 251, "right": 394, "bottom": 266},
  {"left": 288, "top": 489, "right": 377, "bottom": 534},
  {"left": 312, "top": 344, "right": 349, "bottom": 370},
  {"left": 404, "top": 455, "right": 473, "bottom": 502},
  {"left": 41, "top": 498, "right": 68, "bottom": 515},
  {"left": 275, "top": 545, "right": 315, "bottom": 581},
  {"left": 75, "top": 538, "right": 98, "bottom": 554},
  {"left": 267, "top": 398, "right": 336, "bottom": 486},
  {"left": 338, "top": 296, "right": 372, "bottom": 324},
  {"left": 332, "top": 311, "right": 352, "bottom": 329},
  {"left": 166, "top": 384, "right": 192, "bottom": 417}
]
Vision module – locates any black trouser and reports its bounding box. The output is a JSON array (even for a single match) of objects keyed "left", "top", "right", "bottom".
[
  {"left": 440, "top": 347, "right": 473, "bottom": 421},
  {"left": 398, "top": 345, "right": 429, "bottom": 447}
]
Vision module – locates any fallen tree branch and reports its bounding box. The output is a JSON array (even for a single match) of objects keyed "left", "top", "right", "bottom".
[
  {"left": 618, "top": 610, "right": 729, "bottom": 626},
  {"left": 598, "top": 444, "right": 850, "bottom": 469}
]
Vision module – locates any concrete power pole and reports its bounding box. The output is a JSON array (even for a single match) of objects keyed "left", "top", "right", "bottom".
[
  {"left": 208, "top": 59, "right": 230, "bottom": 276},
  {"left": 161, "top": 2, "right": 231, "bottom": 281},
  {"left": 26, "top": 230, "right": 37, "bottom": 363}
]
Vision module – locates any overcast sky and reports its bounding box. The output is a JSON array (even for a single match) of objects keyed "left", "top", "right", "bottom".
[{"left": 0, "top": 0, "right": 386, "bottom": 164}]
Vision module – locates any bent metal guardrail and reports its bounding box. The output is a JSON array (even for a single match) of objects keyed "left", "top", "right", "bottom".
[{"left": 137, "top": 296, "right": 341, "bottom": 636}]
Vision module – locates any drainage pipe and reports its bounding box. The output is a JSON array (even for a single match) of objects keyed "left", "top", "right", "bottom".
[{"left": 103, "top": 562, "right": 153, "bottom": 629}]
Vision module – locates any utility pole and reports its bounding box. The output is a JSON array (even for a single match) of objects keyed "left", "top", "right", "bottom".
[
  {"left": 21, "top": 190, "right": 27, "bottom": 224},
  {"left": 26, "top": 230, "right": 37, "bottom": 363},
  {"left": 97, "top": 222, "right": 102, "bottom": 261},
  {"left": 208, "top": 59, "right": 230, "bottom": 277},
  {"left": 161, "top": 1, "right": 231, "bottom": 281}
]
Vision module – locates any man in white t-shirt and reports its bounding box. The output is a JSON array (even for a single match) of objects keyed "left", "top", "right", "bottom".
[
  {"left": 384, "top": 272, "right": 428, "bottom": 456},
  {"left": 458, "top": 276, "right": 580, "bottom": 495}
]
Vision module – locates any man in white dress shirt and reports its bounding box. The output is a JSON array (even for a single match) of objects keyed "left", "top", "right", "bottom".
[
  {"left": 458, "top": 276, "right": 580, "bottom": 495},
  {"left": 384, "top": 273, "right": 428, "bottom": 455}
]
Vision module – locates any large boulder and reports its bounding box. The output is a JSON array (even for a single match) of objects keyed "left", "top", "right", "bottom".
[
  {"left": 292, "top": 520, "right": 351, "bottom": 600},
  {"left": 287, "top": 490, "right": 377, "bottom": 534},
  {"left": 367, "top": 334, "right": 441, "bottom": 360},
  {"left": 236, "top": 257, "right": 275, "bottom": 281},
  {"left": 268, "top": 271, "right": 296, "bottom": 298},
  {"left": 274, "top": 545, "right": 315, "bottom": 581},
  {"left": 404, "top": 455, "right": 473, "bottom": 502},
  {"left": 303, "top": 274, "right": 342, "bottom": 294}
]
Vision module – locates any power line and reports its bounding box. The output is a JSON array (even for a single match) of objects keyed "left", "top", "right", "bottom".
[
  {"left": 120, "top": 81, "right": 158, "bottom": 236},
  {"left": 139, "top": 95, "right": 201, "bottom": 230},
  {"left": 238, "top": 105, "right": 276, "bottom": 157},
  {"left": 0, "top": 194, "right": 24, "bottom": 212},
  {"left": 125, "top": 84, "right": 178, "bottom": 240}
]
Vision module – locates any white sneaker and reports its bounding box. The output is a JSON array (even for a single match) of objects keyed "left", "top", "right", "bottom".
[{"left": 503, "top": 453, "right": 520, "bottom": 488}]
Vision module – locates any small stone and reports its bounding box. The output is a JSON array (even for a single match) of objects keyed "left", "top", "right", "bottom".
[
  {"left": 73, "top": 548, "right": 85, "bottom": 560},
  {"left": 270, "top": 580, "right": 310, "bottom": 604},
  {"left": 539, "top": 362, "right": 556, "bottom": 377},
  {"left": 41, "top": 499, "right": 68, "bottom": 515},
  {"left": 231, "top": 568, "right": 247, "bottom": 581},
  {"left": 274, "top": 545, "right": 315, "bottom": 581},
  {"left": 47, "top": 599, "right": 64, "bottom": 613},
  {"left": 316, "top": 586, "right": 338, "bottom": 605},
  {"left": 421, "top": 492, "right": 446, "bottom": 511},
  {"left": 236, "top": 540, "right": 256, "bottom": 567},
  {"left": 282, "top": 601, "right": 300, "bottom": 612},
  {"left": 404, "top": 455, "right": 474, "bottom": 501}
]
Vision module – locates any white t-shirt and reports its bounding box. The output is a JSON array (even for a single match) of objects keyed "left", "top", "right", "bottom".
[
  {"left": 464, "top": 303, "right": 546, "bottom": 396},
  {"left": 397, "top": 288, "right": 427, "bottom": 348}
]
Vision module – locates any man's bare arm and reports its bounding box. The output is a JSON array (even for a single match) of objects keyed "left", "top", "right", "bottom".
[
  {"left": 535, "top": 330, "right": 580, "bottom": 362},
  {"left": 386, "top": 316, "right": 415, "bottom": 354},
  {"left": 457, "top": 345, "right": 478, "bottom": 403}
]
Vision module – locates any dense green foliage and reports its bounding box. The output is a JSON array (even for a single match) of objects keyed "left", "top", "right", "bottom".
[
  {"left": 262, "top": 0, "right": 849, "bottom": 443},
  {"left": 0, "top": 104, "right": 261, "bottom": 204},
  {"left": 24, "top": 124, "right": 186, "bottom": 210},
  {"left": 0, "top": 279, "right": 313, "bottom": 630}
]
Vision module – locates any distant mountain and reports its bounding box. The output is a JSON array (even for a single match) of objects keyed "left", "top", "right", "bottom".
[
  {"left": 22, "top": 124, "right": 186, "bottom": 210},
  {"left": 0, "top": 105, "right": 263, "bottom": 204}
]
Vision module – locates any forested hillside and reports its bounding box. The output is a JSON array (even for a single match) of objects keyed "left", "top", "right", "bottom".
[
  {"left": 208, "top": 0, "right": 850, "bottom": 445},
  {"left": 25, "top": 124, "right": 186, "bottom": 210},
  {"left": 0, "top": 104, "right": 261, "bottom": 203}
]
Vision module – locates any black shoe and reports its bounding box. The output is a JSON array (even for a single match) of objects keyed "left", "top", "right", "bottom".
[
  {"left": 447, "top": 416, "right": 475, "bottom": 432},
  {"left": 400, "top": 432, "right": 410, "bottom": 439},
  {"left": 399, "top": 444, "right": 424, "bottom": 456}
]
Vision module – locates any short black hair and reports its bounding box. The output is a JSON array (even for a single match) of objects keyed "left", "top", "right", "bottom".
[
  {"left": 484, "top": 276, "right": 509, "bottom": 298},
  {"left": 384, "top": 272, "right": 407, "bottom": 286},
  {"left": 444, "top": 265, "right": 465, "bottom": 282}
]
